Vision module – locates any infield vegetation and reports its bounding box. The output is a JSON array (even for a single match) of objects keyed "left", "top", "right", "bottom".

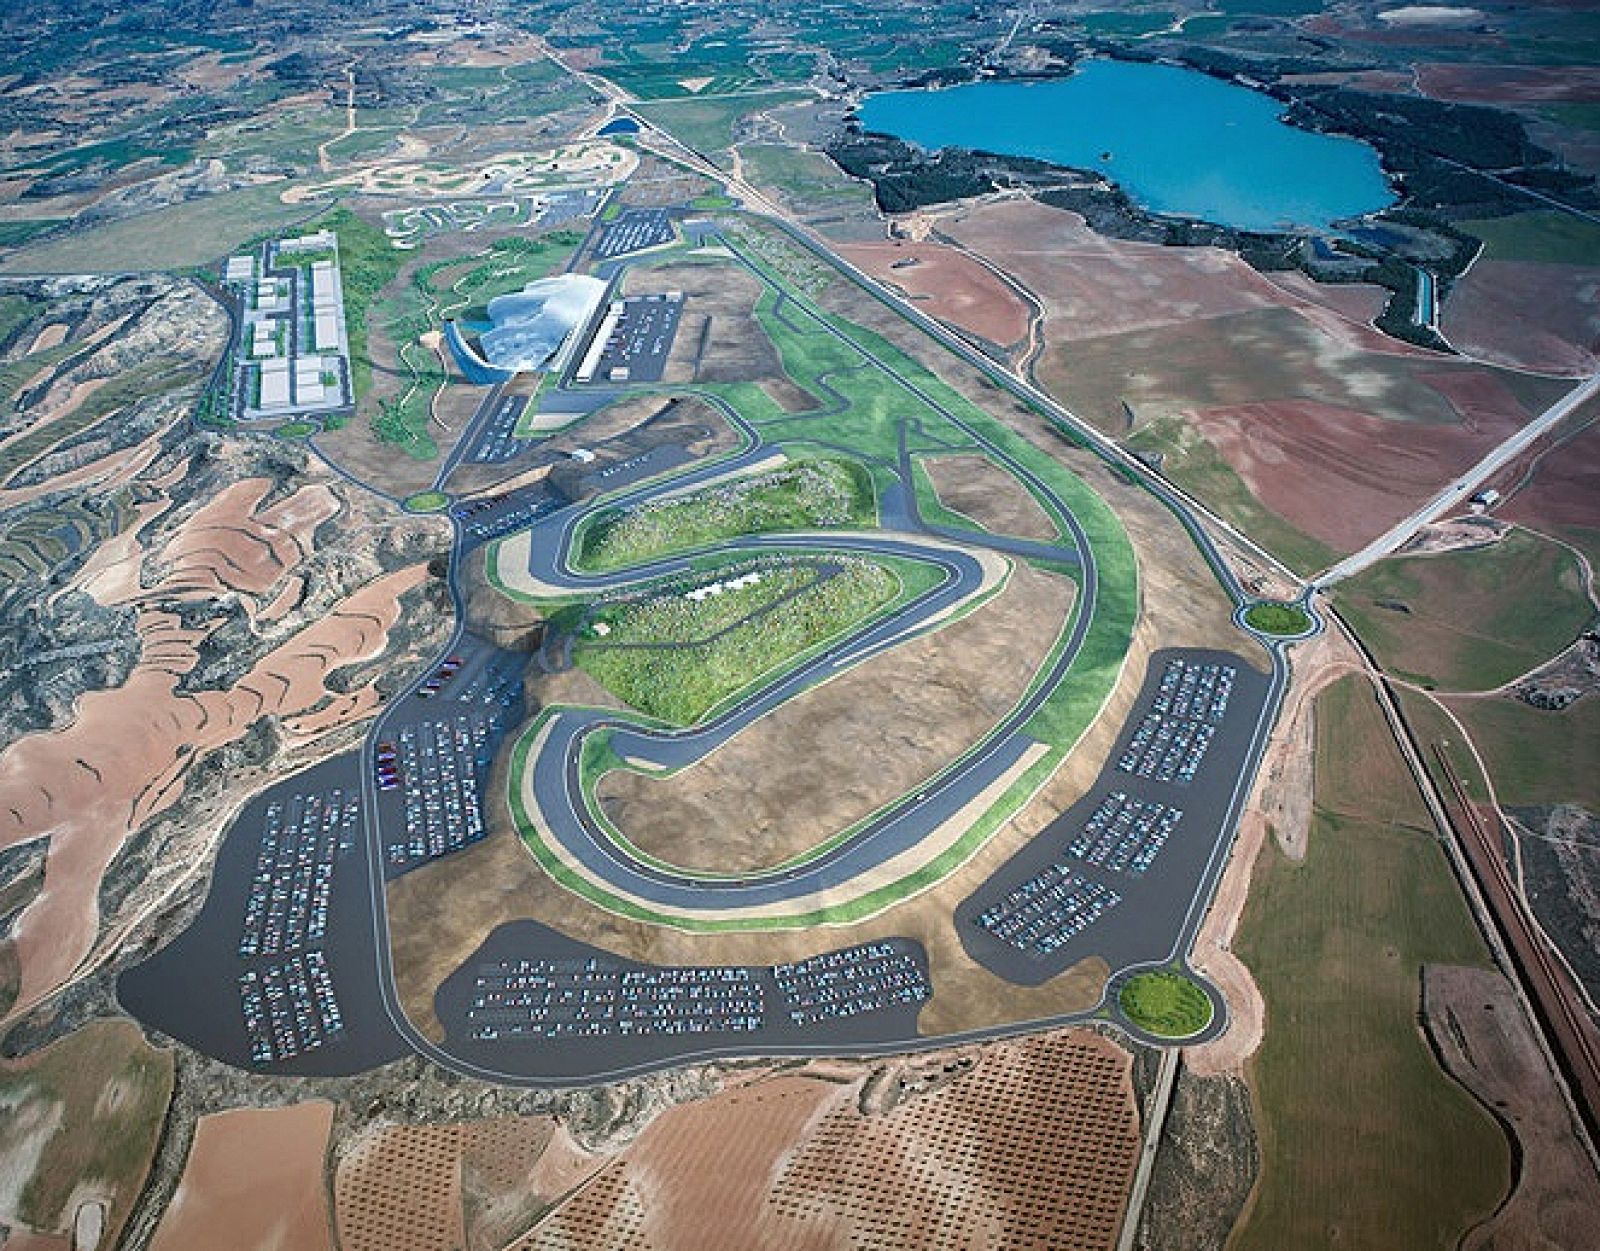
[
  {"left": 1243, "top": 601, "right": 1311, "bottom": 636},
  {"left": 1232, "top": 676, "right": 1509, "bottom": 1250},
  {"left": 1118, "top": 971, "right": 1213, "bottom": 1037},
  {"left": 573, "top": 557, "right": 906, "bottom": 725},
  {"left": 576, "top": 458, "right": 875, "bottom": 571}
]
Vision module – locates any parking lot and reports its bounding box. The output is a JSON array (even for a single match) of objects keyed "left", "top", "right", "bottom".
[
  {"left": 1066, "top": 792, "right": 1182, "bottom": 877},
  {"left": 378, "top": 644, "right": 527, "bottom": 875},
  {"left": 976, "top": 866, "right": 1123, "bottom": 959},
  {"left": 773, "top": 943, "right": 931, "bottom": 1027},
  {"left": 238, "top": 788, "right": 359, "bottom": 958},
  {"left": 577, "top": 293, "right": 682, "bottom": 385},
  {"left": 1116, "top": 659, "right": 1237, "bottom": 784},
  {"left": 454, "top": 486, "right": 566, "bottom": 545},
  {"left": 468, "top": 959, "right": 765, "bottom": 1041},
  {"left": 239, "top": 950, "right": 344, "bottom": 1063},
  {"left": 592, "top": 208, "right": 676, "bottom": 260},
  {"left": 434, "top": 921, "right": 935, "bottom": 1078},
  {"left": 468, "top": 393, "right": 530, "bottom": 464},
  {"left": 957, "top": 648, "right": 1271, "bottom": 987}
]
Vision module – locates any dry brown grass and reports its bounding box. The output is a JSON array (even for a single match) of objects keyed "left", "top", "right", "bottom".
[{"left": 923, "top": 452, "right": 1059, "bottom": 541}]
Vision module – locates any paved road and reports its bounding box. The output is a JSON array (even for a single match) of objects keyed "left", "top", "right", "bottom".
[{"left": 1314, "top": 370, "right": 1600, "bottom": 587}]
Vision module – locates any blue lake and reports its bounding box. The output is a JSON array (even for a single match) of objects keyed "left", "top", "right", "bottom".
[{"left": 857, "top": 60, "right": 1395, "bottom": 232}]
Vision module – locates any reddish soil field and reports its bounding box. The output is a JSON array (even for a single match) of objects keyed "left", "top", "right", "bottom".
[
  {"left": 1185, "top": 395, "right": 1524, "bottom": 553},
  {"left": 1418, "top": 63, "right": 1600, "bottom": 103},
  {"left": 837, "top": 240, "right": 1032, "bottom": 347},
  {"left": 149, "top": 1102, "right": 335, "bottom": 1251},
  {"left": 1443, "top": 259, "right": 1600, "bottom": 376}
]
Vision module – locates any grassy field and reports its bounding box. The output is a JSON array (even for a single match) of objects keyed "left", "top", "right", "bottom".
[
  {"left": 1232, "top": 675, "right": 1509, "bottom": 1251},
  {"left": 0, "top": 1020, "right": 173, "bottom": 1248},
  {"left": 0, "top": 184, "right": 319, "bottom": 274},
  {"left": 1119, "top": 970, "right": 1212, "bottom": 1036},
  {"left": 1437, "top": 692, "right": 1600, "bottom": 811},
  {"left": 634, "top": 91, "right": 809, "bottom": 158},
  {"left": 741, "top": 143, "right": 876, "bottom": 214},
  {"left": 1462, "top": 211, "right": 1600, "bottom": 266},
  {"left": 432, "top": 230, "right": 584, "bottom": 322},
  {"left": 576, "top": 457, "right": 875, "bottom": 571},
  {"left": 574, "top": 557, "right": 901, "bottom": 725},
  {"left": 1336, "top": 530, "right": 1592, "bottom": 690},
  {"left": 1126, "top": 415, "right": 1340, "bottom": 576},
  {"left": 322, "top": 207, "right": 405, "bottom": 407}
]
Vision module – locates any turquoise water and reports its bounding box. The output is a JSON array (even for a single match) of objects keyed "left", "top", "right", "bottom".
[{"left": 857, "top": 60, "right": 1395, "bottom": 232}]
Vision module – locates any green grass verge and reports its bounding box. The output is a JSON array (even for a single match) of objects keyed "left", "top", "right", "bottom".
[
  {"left": 1118, "top": 971, "right": 1213, "bottom": 1037},
  {"left": 318, "top": 207, "right": 404, "bottom": 407},
  {"left": 1231, "top": 675, "right": 1509, "bottom": 1251},
  {"left": 633, "top": 91, "right": 808, "bottom": 158},
  {"left": 1244, "top": 601, "right": 1311, "bottom": 636},
  {"left": 0, "top": 184, "right": 318, "bottom": 274},
  {"left": 403, "top": 490, "right": 450, "bottom": 513},
  {"left": 575, "top": 456, "right": 875, "bottom": 571}
]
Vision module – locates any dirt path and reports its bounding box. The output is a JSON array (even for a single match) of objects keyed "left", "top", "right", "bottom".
[{"left": 1185, "top": 628, "right": 1364, "bottom": 1076}]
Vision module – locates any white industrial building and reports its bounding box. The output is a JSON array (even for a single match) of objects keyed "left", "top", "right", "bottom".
[{"left": 258, "top": 358, "right": 291, "bottom": 410}]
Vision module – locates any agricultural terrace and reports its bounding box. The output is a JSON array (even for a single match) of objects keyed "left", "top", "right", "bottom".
[
  {"left": 1118, "top": 971, "right": 1214, "bottom": 1038},
  {"left": 571, "top": 556, "right": 907, "bottom": 725},
  {"left": 575, "top": 458, "right": 875, "bottom": 571}
]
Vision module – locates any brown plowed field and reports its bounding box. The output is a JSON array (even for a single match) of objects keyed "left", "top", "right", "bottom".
[
  {"left": 510, "top": 1030, "right": 1138, "bottom": 1251},
  {"left": 940, "top": 198, "right": 1283, "bottom": 343},
  {"left": 1493, "top": 406, "right": 1600, "bottom": 548},
  {"left": 1442, "top": 259, "right": 1600, "bottom": 376},
  {"left": 1183, "top": 393, "right": 1525, "bottom": 554},
  {"left": 939, "top": 196, "right": 1578, "bottom": 564},
  {"left": 1418, "top": 63, "right": 1600, "bottom": 103},
  {"left": 149, "top": 1102, "right": 335, "bottom": 1251},
  {"left": 837, "top": 240, "right": 1032, "bottom": 347}
]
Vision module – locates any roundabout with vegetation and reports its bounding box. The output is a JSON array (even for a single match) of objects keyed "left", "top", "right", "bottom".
[
  {"left": 1242, "top": 599, "right": 1314, "bottom": 637},
  {"left": 1117, "top": 970, "right": 1217, "bottom": 1039}
]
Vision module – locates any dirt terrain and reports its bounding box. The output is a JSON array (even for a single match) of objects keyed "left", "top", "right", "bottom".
[
  {"left": 624, "top": 258, "right": 816, "bottom": 412},
  {"left": 837, "top": 239, "right": 1032, "bottom": 348},
  {"left": 148, "top": 1101, "right": 336, "bottom": 1251},
  {"left": 1425, "top": 964, "right": 1600, "bottom": 1250},
  {"left": 923, "top": 452, "right": 1060, "bottom": 541},
  {"left": 596, "top": 558, "right": 1074, "bottom": 871},
  {"left": 1442, "top": 259, "right": 1600, "bottom": 376},
  {"left": 509, "top": 1030, "right": 1138, "bottom": 1251},
  {"left": 0, "top": 465, "right": 439, "bottom": 1027}
]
